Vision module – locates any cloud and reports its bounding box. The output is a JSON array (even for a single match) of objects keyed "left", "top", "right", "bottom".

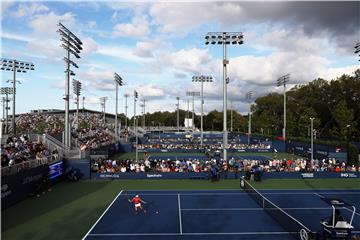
[
  {"left": 149, "top": 2, "right": 243, "bottom": 35},
  {"left": 29, "top": 11, "right": 76, "bottom": 36},
  {"left": 97, "top": 45, "right": 147, "bottom": 62},
  {"left": 12, "top": 3, "right": 49, "bottom": 18},
  {"left": 136, "top": 84, "right": 166, "bottom": 100},
  {"left": 133, "top": 41, "right": 158, "bottom": 58},
  {"left": 1, "top": 1, "right": 16, "bottom": 19},
  {"left": 82, "top": 37, "right": 98, "bottom": 56},
  {"left": 113, "top": 13, "right": 150, "bottom": 38},
  {"left": 1, "top": 31, "right": 34, "bottom": 42},
  {"left": 160, "top": 48, "right": 213, "bottom": 74}
]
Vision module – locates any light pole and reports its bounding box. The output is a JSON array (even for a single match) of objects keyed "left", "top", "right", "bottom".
[
  {"left": 186, "top": 99, "right": 190, "bottom": 128},
  {"left": 310, "top": 117, "right": 314, "bottom": 169},
  {"left": 124, "top": 93, "right": 129, "bottom": 129},
  {"left": 346, "top": 124, "right": 351, "bottom": 164},
  {"left": 1, "top": 59, "right": 35, "bottom": 134},
  {"left": 99, "top": 97, "right": 108, "bottom": 123},
  {"left": 58, "top": 22, "right": 82, "bottom": 148},
  {"left": 0, "top": 87, "right": 13, "bottom": 134},
  {"left": 176, "top": 97, "right": 180, "bottom": 131},
  {"left": 114, "top": 73, "right": 123, "bottom": 135},
  {"left": 246, "top": 91, "right": 253, "bottom": 145},
  {"left": 186, "top": 91, "right": 200, "bottom": 131},
  {"left": 82, "top": 96, "right": 85, "bottom": 112},
  {"left": 192, "top": 75, "right": 213, "bottom": 146},
  {"left": 72, "top": 79, "right": 82, "bottom": 130},
  {"left": 134, "top": 90, "right": 138, "bottom": 161},
  {"left": 230, "top": 100, "right": 233, "bottom": 132},
  {"left": 205, "top": 32, "right": 244, "bottom": 162},
  {"left": 142, "top": 98, "right": 146, "bottom": 128},
  {"left": 355, "top": 42, "right": 360, "bottom": 61},
  {"left": 277, "top": 74, "right": 290, "bottom": 141}
]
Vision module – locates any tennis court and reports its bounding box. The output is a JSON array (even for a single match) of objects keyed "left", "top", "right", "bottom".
[{"left": 82, "top": 187, "right": 360, "bottom": 240}]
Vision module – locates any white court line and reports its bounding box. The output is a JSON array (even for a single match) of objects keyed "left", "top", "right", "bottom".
[
  {"left": 178, "top": 194, "right": 183, "bottom": 234},
  {"left": 122, "top": 192, "right": 360, "bottom": 196},
  {"left": 313, "top": 193, "right": 360, "bottom": 216},
  {"left": 181, "top": 207, "right": 332, "bottom": 211},
  {"left": 82, "top": 190, "right": 123, "bottom": 240},
  {"left": 88, "top": 231, "right": 298, "bottom": 236}
]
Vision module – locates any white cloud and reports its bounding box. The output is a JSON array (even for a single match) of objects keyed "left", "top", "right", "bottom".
[
  {"left": 149, "top": 2, "right": 243, "bottom": 35},
  {"left": 12, "top": 3, "right": 49, "bottom": 18},
  {"left": 318, "top": 66, "right": 359, "bottom": 81},
  {"left": 161, "top": 48, "right": 213, "bottom": 74},
  {"left": 29, "top": 11, "right": 75, "bottom": 36},
  {"left": 133, "top": 41, "right": 158, "bottom": 58},
  {"left": 113, "top": 14, "right": 150, "bottom": 38},
  {"left": 1, "top": 31, "right": 34, "bottom": 42},
  {"left": 97, "top": 45, "right": 148, "bottom": 62},
  {"left": 137, "top": 84, "right": 165, "bottom": 99},
  {"left": 82, "top": 37, "right": 98, "bottom": 56},
  {"left": 26, "top": 39, "right": 63, "bottom": 60}
]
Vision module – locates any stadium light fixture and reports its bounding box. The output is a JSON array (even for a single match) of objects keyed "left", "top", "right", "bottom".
[
  {"left": 134, "top": 90, "right": 139, "bottom": 161},
  {"left": 1, "top": 58, "right": 35, "bottom": 134},
  {"left": 205, "top": 32, "right": 244, "bottom": 162},
  {"left": 355, "top": 42, "right": 360, "bottom": 61},
  {"left": 176, "top": 97, "right": 180, "bottom": 131},
  {"left": 277, "top": 74, "right": 290, "bottom": 141},
  {"left": 310, "top": 117, "right": 315, "bottom": 168},
  {"left": 58, "top": 22, "right": 82, "bottom": 148},
  {"left": 186, "top": 91, "right": 200, "bottom": 131},
  {"left": 72, "top": 79, "right": 82, "bottom": 130},
  {"left": 99, "top": 97, "right": 108, "bottom": 122},
  {"left": 124, "top": 93, "right": 130, "bottom": 129},
  {"left": 192, "top": 75, "right": 213, "bottom": 146},
  {"left": 114, "top": 73, "right": 123, "bottom": 135},
  {"left": 0, "top": 87, "right": 14, "bottom": 134},
  {"left": 246, "top": 91, "right": 253, "bottom": 145}
]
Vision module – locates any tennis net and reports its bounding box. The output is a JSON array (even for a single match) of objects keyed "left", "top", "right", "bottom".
[{"left": 240, "top": 177, "right": 316, "bottom": 240}]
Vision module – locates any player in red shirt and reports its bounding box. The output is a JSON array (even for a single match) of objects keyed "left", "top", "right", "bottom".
[{"left": 128, "top": 194, "right": 147, "bottom": 214}]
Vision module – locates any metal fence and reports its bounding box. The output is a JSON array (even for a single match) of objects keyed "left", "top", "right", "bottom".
[{"left": 1, "top": 154, "right": 59, "bottom": 177}]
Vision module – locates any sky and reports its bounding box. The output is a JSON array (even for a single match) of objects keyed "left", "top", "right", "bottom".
[{"left": 1, "top": 1, "right": 359, "bottom": 117}]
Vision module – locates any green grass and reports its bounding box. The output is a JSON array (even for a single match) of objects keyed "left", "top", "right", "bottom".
[
  {"left": 113, "top": 151, "right": 299, "bottom": 160},
  {"left": 2, "top": 178, "right": 359, "bottom": 240}
]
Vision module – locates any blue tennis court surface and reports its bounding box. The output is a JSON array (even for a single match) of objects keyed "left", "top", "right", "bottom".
[{"left": 83, "top": 189, "right": 360, "bottom": 240}]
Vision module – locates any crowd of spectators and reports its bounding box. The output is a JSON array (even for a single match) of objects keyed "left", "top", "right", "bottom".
[
  {"left": 136, "top": 143, "right": 271, "bottom": 150},
  {"left": 1, "top": 135, "right": 57, "bottom": 169},
  {"left": 16, "top": 112, "right": 115, "bottom": 151},
  {"left": 91, "top": 156, "right": 359, "bottom": 174}
]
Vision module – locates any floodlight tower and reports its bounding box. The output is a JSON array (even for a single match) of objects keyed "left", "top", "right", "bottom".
[
  {"left": 176, "top": 97, "right": 180, "bottom": 131},
  {"left": 205, "top": 32, "right": 244, "bottom": 162},
  {"left": 246, "top": 91, "right": 253, "bottom": 145},
  {"left": 140, "top": 98, "right": 146, "bottom": 128},
  {"left": 57, "top": 22, "right": 82, "bottom": 148},
  {"left": 192, "top": 75, "right": 213, "bottom": 146},
  {"left": 355, "top": 42, "right": 360, "bottom": 61},
  {"left": 82, "top": 96, "right": 85, "bottom": 112},
  {"left": 99, "top": 97, "right": 108, "bottom": 122},
  {"left": 114, "top": 73, "right": 123, "bottom": 135},
  {"left": 310, "top": 117, "right": 315, "bottom": 168},
  {"left": 277, "top": 74, "right": 290, "bottom": 141},
  {"left": 186, "top": 91, "right": 200, "bottom": 131},
  {"left": 0, "top": 87, "right": 13, "bottom": 134},
  {"left": 72, "top": 79, "right": 82, "bottom": 130},
  {"left": 134, "top": 90, "right": 139, "bottom": 161},
  {"left": 1, "top": 58, "right": 35, "bottom": 134},
  {"left": 124, "top": 94, "right": 130, "bottom": 129}
]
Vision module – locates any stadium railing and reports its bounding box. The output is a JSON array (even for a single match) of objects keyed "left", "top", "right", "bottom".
[{"left": 1, "top": 154, "right": 59, "bottom": 177}]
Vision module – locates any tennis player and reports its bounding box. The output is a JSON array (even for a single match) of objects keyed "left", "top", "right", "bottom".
[{"left": 128, "top": 194, "right": 147, "bottom": 214}]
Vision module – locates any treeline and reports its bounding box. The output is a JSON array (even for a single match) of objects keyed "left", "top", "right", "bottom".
[{"left": 127, "top": 69, "right": 359, "bottom": 141}]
